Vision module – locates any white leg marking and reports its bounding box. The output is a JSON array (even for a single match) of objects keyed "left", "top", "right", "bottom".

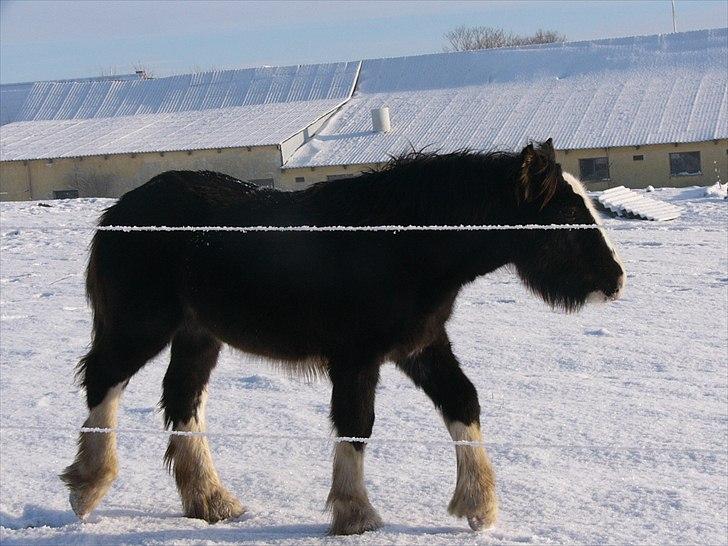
[
  {"left": 60, "top": 382, "right": 124, "bottom": 519},
  {"left": 165, "top": 391, "right": 244, "bottom": 523},
  {"left": 447, "top": 421, "right": 498, "bottom": 531},
  {"left": 326, "top": 442, "right": 383, "bottom": 535}
]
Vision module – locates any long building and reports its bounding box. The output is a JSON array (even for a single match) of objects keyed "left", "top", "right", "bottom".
[{"left": 1, "top": 28, "right": 726, "bottom": 201}]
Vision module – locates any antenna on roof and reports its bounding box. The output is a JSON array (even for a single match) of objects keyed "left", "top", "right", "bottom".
[{"left": 671, "top": 0, "right": 677, "bottom": 33}]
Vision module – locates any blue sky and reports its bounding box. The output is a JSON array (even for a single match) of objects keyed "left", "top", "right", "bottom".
[{"left": 1, "top": 0, "right": 726, "bottom": 83}]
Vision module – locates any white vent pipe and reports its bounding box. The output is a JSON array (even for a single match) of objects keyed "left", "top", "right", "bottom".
[{"left": 371, "top": 107, "right": 391, "bottom": 133}]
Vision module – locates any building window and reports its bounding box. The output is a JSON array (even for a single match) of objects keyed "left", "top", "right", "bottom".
[
  {"left": 53, "top": 189, "right": 79, "bottom": 199},
  {"left": 295, "top": 176, "right": 305, "bottom": 183},
  {"left": 249, "top": 178, "right": 274, "bottom": 188},
  {"left": 669, "top": 151, "right": 701, "bottom": 176},
  {"left": 578, "top": 157, "right": 610, "bottom": 181},
  {"left": 326, "top": 174, "right": 349, "bottom": 181},
  {"left": 633, "top": 154, "right": 644, "bottom": 161}
]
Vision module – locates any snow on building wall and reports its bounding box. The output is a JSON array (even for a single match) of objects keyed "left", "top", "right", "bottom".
[{"left": 284, "top": 28, "right": 728, "bottom": 169}]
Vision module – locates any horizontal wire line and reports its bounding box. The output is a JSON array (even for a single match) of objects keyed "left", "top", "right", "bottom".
[
  {"left": 0, "top": 223, "right": 724, "bottom": 233},
  {"left": 0, "top": 425, "right": 724, "bottom": 455}
]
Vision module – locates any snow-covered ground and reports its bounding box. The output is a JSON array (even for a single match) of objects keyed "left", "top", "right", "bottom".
[{"left": 1, "top": 187, "right": 726, "bottom": 545}]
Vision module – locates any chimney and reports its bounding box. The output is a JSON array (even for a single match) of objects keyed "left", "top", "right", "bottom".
[
  {"left": 371, "top": 107, "right": 391, "bottom": 133},
  {"left": 135, "top": 69, "right": 148, "bottom": 80}
]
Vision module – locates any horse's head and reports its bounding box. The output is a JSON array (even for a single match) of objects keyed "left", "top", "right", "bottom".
[{"left": 509, "top": 139, "right": 625, "bottom": 312}]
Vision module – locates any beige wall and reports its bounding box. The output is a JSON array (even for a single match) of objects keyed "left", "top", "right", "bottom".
[
  {"left": 0, "top": 145, "right": 282, "bottom": 201},
  {"left": 282, "top": 140, "right": 728, "bottom": 192},
  {"left": 556, "top": 140, "right": 728, "bottom": 191},
  {"left": 2, "top": 139, "right": 726, "bottom": 201},
  {"left": 278, "top": 163, "right": 376, "bottom": 191}
]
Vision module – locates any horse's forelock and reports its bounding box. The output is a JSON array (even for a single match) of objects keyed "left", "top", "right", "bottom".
[{"left": 518, "top": 148, "right": 559, "bottom": 210}]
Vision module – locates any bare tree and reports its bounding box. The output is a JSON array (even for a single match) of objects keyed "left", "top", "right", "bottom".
[{"left": 444, "top": 26, "right": 566, "bottom": 52}]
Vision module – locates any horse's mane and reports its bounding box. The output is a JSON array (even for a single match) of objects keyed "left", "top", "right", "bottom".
[{"left": 292, "top": 149, "right": 521, "bottom": 226}]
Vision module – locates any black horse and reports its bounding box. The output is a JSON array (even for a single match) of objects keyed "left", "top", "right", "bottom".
[{"left": 61, "top": 139, "right": 624, "bottom": 535}]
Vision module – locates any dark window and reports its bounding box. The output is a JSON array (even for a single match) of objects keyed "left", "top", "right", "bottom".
[
  {"left": 669, "top": 151, "right": 701, "bottom": 176},
  {"left": 633, "top": 154, "right": 644, "bottom": 161},
  {"left": 578, "top": 157, "right": 610, "bottom": 181},
  {"left": 294, "top": 176, "right": 305, "bottom": 183},
  {"left": 248, "top": 178, "right": 274, "bottom": 188},
  {"left": 53, "top": 189, "right": 79, "bottom": 199},
  {"left": 326, "top": 174, "right": 349, "bottom": 181}
]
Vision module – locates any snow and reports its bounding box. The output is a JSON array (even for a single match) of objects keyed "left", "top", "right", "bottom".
[
  {"left": 0, "top": 62, "right": 361, "bottom": 161},
  {"left": 704, "top": 182, "right": 728, "bottom": 198},
  {"left": 5, "top": 63, "right": 360, "bottom": 124},
  {"left": 284, "top": 28, "right": 728, "bottom": 168},
  {"left": 0, "top": 100, "right": 347, "bottom": 161},
  {"left": 1, "top": 187, "right": 726, "bottom": 544},
  {"left": 0, "top": 75, "right": 141, "bottom": 127}
]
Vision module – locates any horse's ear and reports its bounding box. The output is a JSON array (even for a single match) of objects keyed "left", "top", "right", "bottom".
[
  {"left": 519, "top": 142, "right": 558, "bottom": 208},
  {"left": 538, "top": 138, "right": 555, "bottom": 161}
]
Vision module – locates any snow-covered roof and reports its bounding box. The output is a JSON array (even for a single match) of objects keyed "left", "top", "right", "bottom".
[
  {"left": 4, "top": 63, "right": 360, "bottom": 124},
  {"left": 0, "top": 99, "right": 346, "bottom": 161},
  {"left": 0, "top": 74, "right": 140, "bottom": 126},
  {"left": 285, "top": 28, "right": 728, "bottom": 169},
  {"left": 0, "top": 62, "right": 360, "bottom": 161}
]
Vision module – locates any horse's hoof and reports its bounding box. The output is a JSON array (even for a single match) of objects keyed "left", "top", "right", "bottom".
[
  {"left": 467, "top": 515, "right": 493, "bottom": 531},
  {"left": 61, "top": 465, "right": 117, "bottom": 520},
  {"left": 184, "top": 487, "right": 246, "bottom": 523},
  {"left": 328, "top": 500, "right": 383, "bottom": 535}
]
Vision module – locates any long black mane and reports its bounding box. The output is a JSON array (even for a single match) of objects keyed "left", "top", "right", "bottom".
[{"left": 286, "top": 149, "right": 523, "bottom": 227}]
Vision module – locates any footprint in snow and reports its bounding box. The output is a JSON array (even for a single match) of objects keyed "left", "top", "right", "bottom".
[{"left": 585, "top": 328, "right": 612, "bottom": 337}]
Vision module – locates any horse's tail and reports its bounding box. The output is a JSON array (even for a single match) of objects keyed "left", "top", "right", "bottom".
[{"left": 75, "top": 207, "right": 114, "bottom": 384}]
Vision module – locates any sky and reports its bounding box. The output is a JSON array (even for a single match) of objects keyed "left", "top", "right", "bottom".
[{"left": 1, "top": 0, "right": 726, "bottom": 84}]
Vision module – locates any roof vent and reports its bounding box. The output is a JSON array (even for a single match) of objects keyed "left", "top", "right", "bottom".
[{"left": 371, "top": 107, "right": 391, "bottom": 133}]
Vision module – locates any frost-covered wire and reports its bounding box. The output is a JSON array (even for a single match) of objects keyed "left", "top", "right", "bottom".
[
  {"left": 0, "top": 424, "right": 724, "bottom": 455},
  {"left": 0, "top": 223, "right": 724, "bottom": 233}
]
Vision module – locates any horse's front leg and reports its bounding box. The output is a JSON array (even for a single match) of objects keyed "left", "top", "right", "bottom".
[
  {"left": 325, "top": 359, "right": 383, "bottom": 535},
  {"left": 397, "top": 333, "right": 498, "bottom": 531}
]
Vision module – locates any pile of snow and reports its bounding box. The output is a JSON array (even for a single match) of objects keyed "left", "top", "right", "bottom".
[
  {"left": 0, "top": 187, "right": 726, "bottom": 544},
  {"left": 704, "top": 181, "right": 727, "bottom": 199}
]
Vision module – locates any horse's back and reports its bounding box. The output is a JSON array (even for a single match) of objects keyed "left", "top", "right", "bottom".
[
  {"left": 85, "top": 171, "right": 267, "bottom": 335},
  {"left": 103, "top": 171, "right": 263, "bottom": 227}
]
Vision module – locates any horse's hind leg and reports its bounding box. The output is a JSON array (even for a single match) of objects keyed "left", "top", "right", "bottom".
[
  {"left": 60, "top": 321, "right": 174, "bottom": 519},
  {"left": 161, "top": 322, "right": 244, "bottom": 523},
  {"left": 397, "top": 333, "right": 498, "bottom": 531}
]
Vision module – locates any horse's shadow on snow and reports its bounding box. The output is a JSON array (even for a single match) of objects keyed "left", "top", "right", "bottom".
[
  {"left": 0, "top": 506, "right": 467, "bottom": 544},
  {"left": 0, "top": 505, "right": 77, "bottom": 530}
]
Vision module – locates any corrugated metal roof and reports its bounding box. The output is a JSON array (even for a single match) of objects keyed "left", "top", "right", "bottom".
[
  {"left": 0, "top": 62, "right": 361, "bottom": 161},
  {"left": 0, "top": 74, "right": 141, "bottom": 126},
  {"left": 0, "top": 99, "right": 344, "bottom": 161},
  {"left": 6, "top": 62, "right": 360, "bottom": 123},
  {"left": 284, "top": 29, "right": 728, "bottom": 169}
]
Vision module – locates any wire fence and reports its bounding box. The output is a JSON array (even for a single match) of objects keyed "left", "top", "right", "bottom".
[
  {"left": 1, "top": 424, "right": 725, "bottom": 455},
  {"left": 0, "top": 223, "right": 725, "bottom": 233},
  {"left": 0, "top": 221, "right": 726, "bottom": 463}
]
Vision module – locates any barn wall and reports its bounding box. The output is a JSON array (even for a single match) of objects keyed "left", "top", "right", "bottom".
[
  {"left": 0, "top": 161, "right": 31, "bottom": 201},
  {"left": 0, "top": 146, "right": 282, "bottom": 201},
  {"left": 556, "top": 140, "right": 728, "bottom": 190},
  {"left": 280, "top": 141, "right": 728, "bottom": 192},
  {"left": 278, "top": 163, "right": 377, "bottom": 191}
]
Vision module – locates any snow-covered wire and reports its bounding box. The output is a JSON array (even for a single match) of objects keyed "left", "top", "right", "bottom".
[
  {"left": 0, "top": 424, "right": 724, "bottom": 455},
  {"left": 0, "top": 223, "right": 724, "bottom": 233}
]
